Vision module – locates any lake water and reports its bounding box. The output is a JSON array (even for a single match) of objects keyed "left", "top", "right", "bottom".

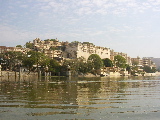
[{"left": 1, "top": 76, "right": 160, "bottom": 120}]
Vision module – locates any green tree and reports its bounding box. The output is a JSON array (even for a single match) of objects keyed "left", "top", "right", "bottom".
[
  {"left": 151, "top": 67, "right": 157, "bottom": 73},
  {"left": 114, "top": 55, "right": 126, "bottom": 68},
  {"left": 102, "top": 58, "right": 113, "bottom": 67},
  {"left": 143, "top": 66, "right": 156, "bottom": 73},
  {"left": 22, "top": 51, "right": 49, "bottom": 71},
  {"left": 16, "top": 45, "right": 22, "bottom": 48},
  {"left": 62, "top": 59, "right": 78, "bottom": 71},
  {"left": 49, "top": 46, "right": 59, "bottom": 51},
  {"left": 87, "top": 54, "right": 103, "bottom": 70},
  {"left": 126, "top": 64, "right": 131, "bottom": 73},
  {"left": 25, "top": 42, "right": 33, "bottom": 49},
  {"left": 71, "top": 41, "right": 80, "bottom": 44},
  {"left": 62, "top": 57, "right": 91, "bottom": 74},
  {"left": 78, "top": 62, "right": 89, "bottom": 74},
  {"left": 23, "top": 51, "right": 36, "bottom": 71},
  {"left": 76, "top": 57, "right": 89, "bottom": 74},
  {"left": 3, "top": 51, "right": 24, "bottom": 70},
  {"left": 48, "top": 59, "right": 61, "bottom": 72},
  {"left": 143, "top": 66, "right": 152, "bottom": 73},
  {"left": 50, "top": 39, "right": 56, "bottom": 41},
  {"left": 132, "top": 60, "right": 139, "bottom": 66}
]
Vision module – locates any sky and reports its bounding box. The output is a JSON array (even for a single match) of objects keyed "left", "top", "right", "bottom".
[{"left": 0, "top": 0, "right": 160, "bottom": 58}]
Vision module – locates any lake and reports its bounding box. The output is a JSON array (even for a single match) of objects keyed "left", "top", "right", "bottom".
[{"left": 1, "top": 76, "right": 160, "bottom": 120}]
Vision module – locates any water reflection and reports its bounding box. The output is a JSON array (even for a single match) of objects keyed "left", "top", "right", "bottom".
[{"left": 1, "top": 76, "right": 160, "bottom": 120}]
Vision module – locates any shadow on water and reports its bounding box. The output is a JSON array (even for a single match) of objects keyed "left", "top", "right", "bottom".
[{"left": 1, "top": 76, "right": 160, "bottom": 119}]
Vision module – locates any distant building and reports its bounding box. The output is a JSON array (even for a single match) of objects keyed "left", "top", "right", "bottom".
[
  {"left": 149, "top": 58, "right": 160, "bottom": 68},
  {"left": 142, "top": 57, "right": 152, "bottom": 66},
  {"left": 131, "top": 57, "right": 156, "bottom": 68},
  {"left": 112, "top": 51, "right": 132, "bottom": 66},
  {"left": 33, "top": 38, "right": 62, "bottom": 50},
  {"left": 142, "top": 57, "right": 156, "bottom": 68},
  {"left": 0, "top": 46, "right": 30, "bottom": 54},
  {"left": 131, "top": 57, "right": 143, "bottom": 67},
  {"left": 64, "top": 42, "right": 111, "bottom": 60},
  {"left": 32, "top": 38, "right": 66, "bottom": 60}
]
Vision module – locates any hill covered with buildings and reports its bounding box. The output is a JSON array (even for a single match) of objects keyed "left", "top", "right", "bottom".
[{"left": 0, "top": 38, "right": 158, "bottom": 76}]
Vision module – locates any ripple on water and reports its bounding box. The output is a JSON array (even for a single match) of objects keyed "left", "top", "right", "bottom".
[{"left": 1, "top": 77, "right": 160, "bottom": 120}]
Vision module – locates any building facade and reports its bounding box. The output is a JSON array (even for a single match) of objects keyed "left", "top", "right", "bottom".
[{"left": 64, "top": 42, "right": 111, "bottom": 60}]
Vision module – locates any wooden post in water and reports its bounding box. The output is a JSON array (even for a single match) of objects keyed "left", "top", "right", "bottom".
[
  {"left": 0, "top": 65, "right": 2, "bottom": 79},
  {"left": 0, "top": 65, "right": 1, "bottom": 77},
  {"left": 44, "top": 72, "right": 47, "bottom": 81},
  {"left": 15, "top": 71, "right": 17, "bottom": 80},
  {"left": 66, "top": 65, "right": 71, "bottom": 77},
  {"left": 39, "top": 70, "right": 41, "bottom": 79},
  {"left": 19, "top": 67, "right": 21, "bottom": 80},
  {"left": 0, "top": 71, "right": 1, "bottom": 77},
  {"left": 8, "top": 71, "right": 9, "bottom": 80},
  {"left": 49, "top": 72, "right": 51, "bottom": 76}
]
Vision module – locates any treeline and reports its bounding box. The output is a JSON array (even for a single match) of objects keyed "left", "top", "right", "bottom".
[{"left": 0, "top": 51, "right": 156, "bottom": 75}]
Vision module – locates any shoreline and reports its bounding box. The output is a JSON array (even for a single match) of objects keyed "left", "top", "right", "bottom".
[{"left": 1, "top": 71, "right": 160, "bottom": 80}]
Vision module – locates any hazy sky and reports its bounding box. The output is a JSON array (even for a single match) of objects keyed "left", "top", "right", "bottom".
[{"left": 0, "top": 0, "right": 160, "bottom": 58}]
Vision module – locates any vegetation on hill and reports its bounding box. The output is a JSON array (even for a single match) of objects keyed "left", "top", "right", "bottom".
[
  {"left": 25, "top": 42, "right": 34, "bottom": 49},
  {"left": 0, "top": 38, "right": 158, "bottom": 76},
  {"left": 44, "top": 39, "right": 57, "bottom": 42},
  {"left": 87, "top": 54, "right": 103, "bottom": 70},
  {"left": 114, "top": 55, "right": 127, "bottom": 68},
  {"left": 0, "top": 50, "right": 61, "bottom": 73},
  {"left": 16, "top": 45, "right": 22, "bottom": 48},
  {"left": 143, "top": 65, "right": 156, "bottom": 73},
  {"left": 102, "top": 58, "right": 113, "bottom": 67}
]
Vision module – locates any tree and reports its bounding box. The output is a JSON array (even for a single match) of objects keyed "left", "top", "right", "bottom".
[
  {"left": 76, "top": 57, "right": 90, "bottom": 74},
  {"left": 22, "top": 51, "right": 49, "bottom": 71},
  {"left": 22, "top": 51, "right": 37, "bottom": 71},
  {"left": 114, "top": 55, "right": 126, "bottom": 68},
  {"left": 61, "top": 57, "right": 91, "bottom": 74},
  {"left": 143, "top": 66, "right": 156, "bottom": 73},
  {"left": 78, "top": 61, "right": 89, "bottom": 74},
  {"left": 102, "top": 58, "right": 113, "bottom": 67},
  {"left": 49, "top": 46, "right": 57, "bottom": 51},
  {"left": 71, "top": 41, "right": 80, "bottom": 44},
  {"left": 50, "top": 39, "right": 57, "bottom": 41},
  {"left": 16, "top": 45, "right": 22, "bottom": 48},
  {"left": 48, "top": 59, "right": 61, "bottom": 72},
  {"left": 25, "top": 42, "right": 33, "bottom": 49},
  {"left": 87, "top": 54, "right": 103, "bottom": 70},
  {"left": 143, "top": 66, "right": 152, "bottom": 73},
  {"left": 22, "top": 57, "right": 35, "bottom": 71},
  {"left": 3, "top": 51, "right": 24, "bottom": 70},
  {"left": 126, "top": 64, "right": 131, "bottom": 73},
  {"left": 151, "top": 67, "right": 157, "bottom": 73},
  {"left": 132, "top": 60, "right": 139, "bottom": 66},
  {"left": 44, "top": 39, "right": 57, "bottom": 42}
]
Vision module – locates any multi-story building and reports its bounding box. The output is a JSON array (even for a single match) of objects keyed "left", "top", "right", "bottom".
[
  {"left": 33, "top": 38, "right": 62, "bottom": 49},
  {"left": 131, "top": 57, "right": 142, "bottom": 66},
  {"left": 0, "top": 46, "right": 30, "bottom": 54},
  {"left": 131, "top": 57, "right": 156, "bottom": 68},
  {"left": 142, "top": 57, "right": 152, "bottom": 66},
  {"left": 112, "top": 51, "right": 132, "bottom": 65},
  {"left": 110, "top": 49, "right": 114, "bottom": 61},
  {"left": 64, "top": 42, "right": 111, "bottom": 60},
  {"left": 126, "top": 56, "right": 132, "bottom": 66},
  {"left": 142, "top": 57, "right": 156, "bottom": 68},
  {"left": 0, "top": 46, "right": 7, "bottom": 53},
  {"left": 32, "top": 38, "right": 65, "bottom": 59}
]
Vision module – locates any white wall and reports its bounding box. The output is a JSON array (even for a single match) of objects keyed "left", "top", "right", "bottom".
[{"left": 68, "top": 43, "right": 111, "bottom": 60}]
